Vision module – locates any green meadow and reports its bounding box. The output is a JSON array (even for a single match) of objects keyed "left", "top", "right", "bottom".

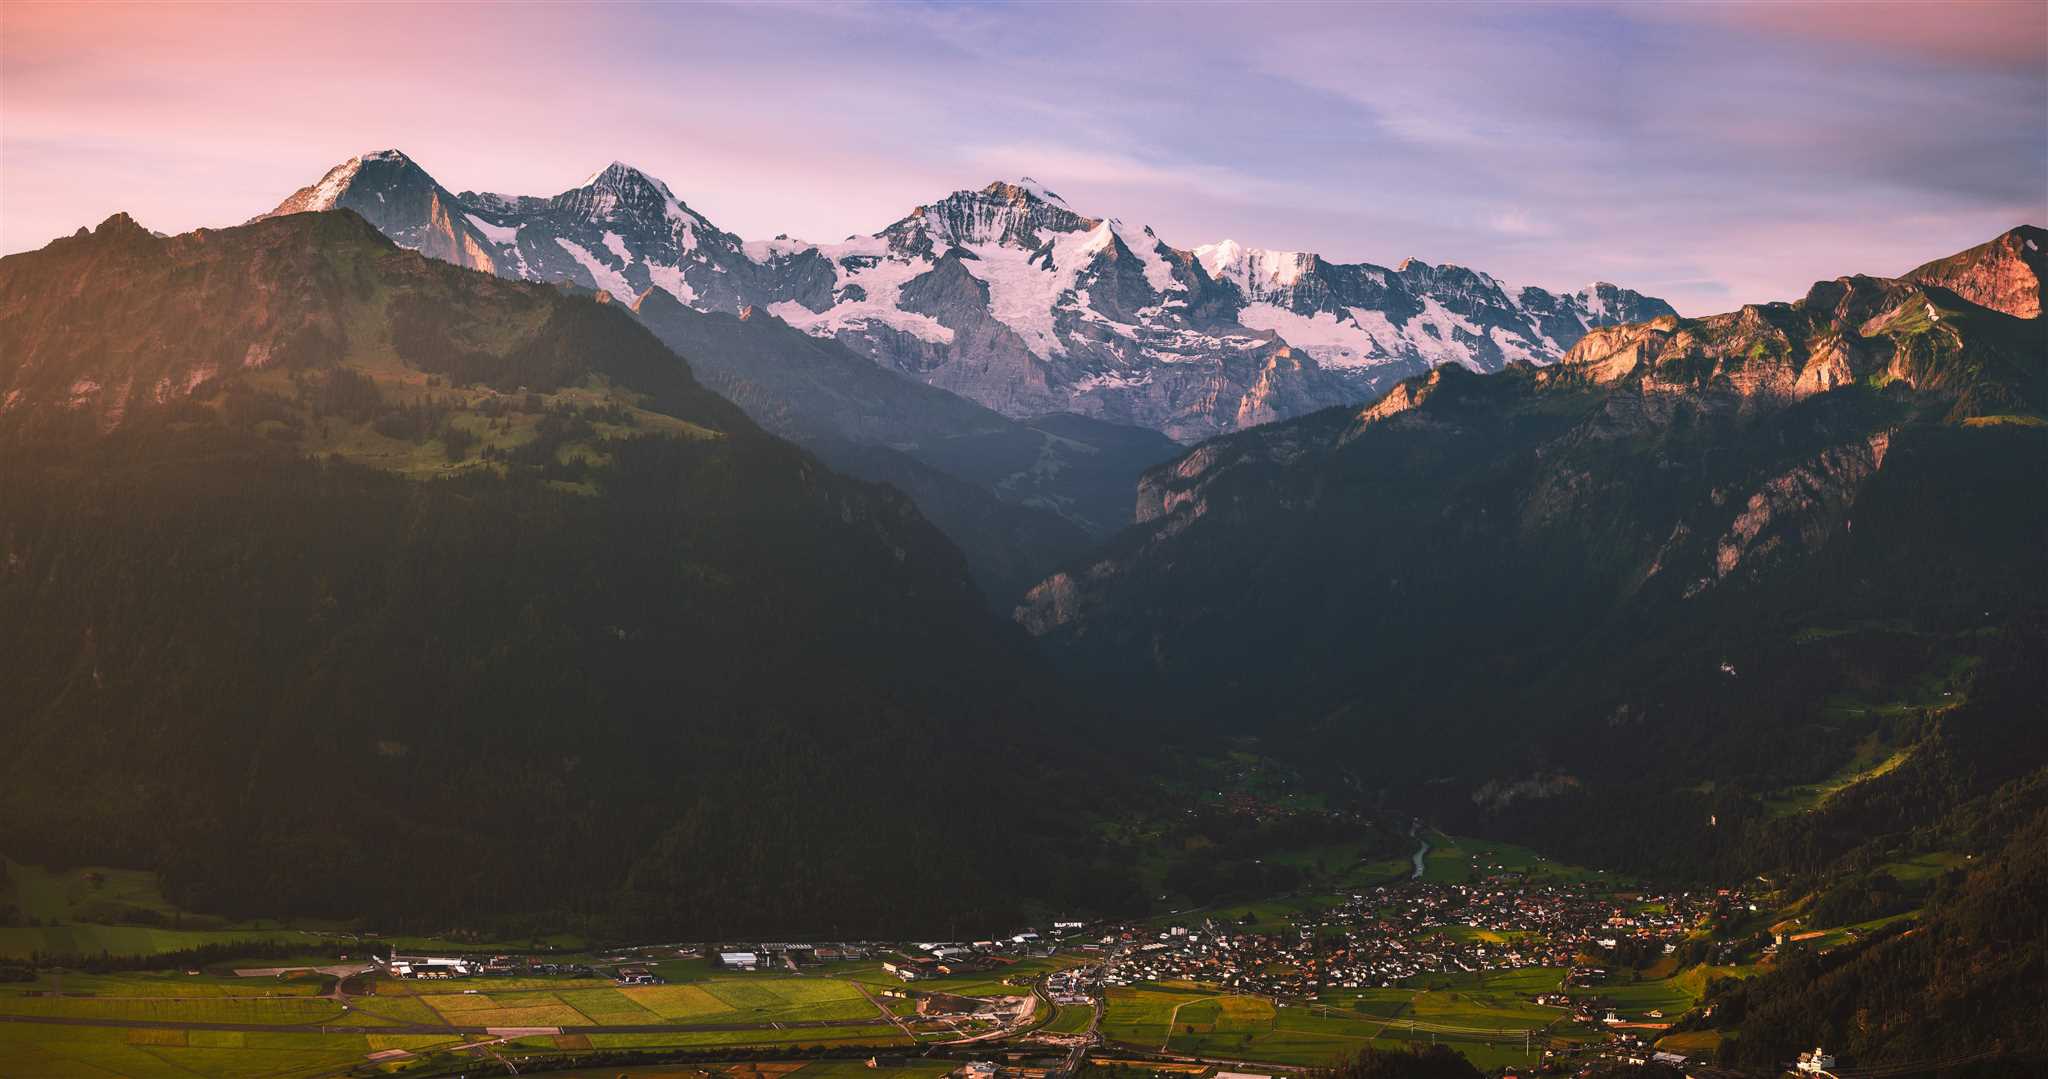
[
  {"left": 1045, "top": 1002, "right": 1097, "bottom": 1033},
  {"left": 1418, "top": 832, "right": 1607, "bottom": 885},
  {"left": 367, "top": 972, "right": 888, "bottom": 1029},
  {"left": 1100, "top": 980, "right": 1568, "bottom": 1068},
  {"left": 0, "top": 857, "right": 325, "bottom": 961},
  {"left": 0, "top": 969, "right": 331, "bottom": 999},
  {"left": 0, "top": 1022, "right": 448, "bottom": 1079},
  {"left": 0, "top": 994, "right": 346, "bottom": 1026}
]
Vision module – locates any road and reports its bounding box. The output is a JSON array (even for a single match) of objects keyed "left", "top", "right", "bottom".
[{"left": 850, "top": 978, "right": 918, "bottom": 1040}]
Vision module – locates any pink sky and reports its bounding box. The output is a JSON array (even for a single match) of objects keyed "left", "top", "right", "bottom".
[{"left": 3, "top": 1, "right": 2042, "bottom": 314}]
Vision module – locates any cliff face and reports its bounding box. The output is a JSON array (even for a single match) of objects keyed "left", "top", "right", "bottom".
[
  {"left": 1556, "top": 232, "right": 2045, "bottom": 425},
  {"left": 1902, "top": 225, "right": 2046, "bottom": 319}
]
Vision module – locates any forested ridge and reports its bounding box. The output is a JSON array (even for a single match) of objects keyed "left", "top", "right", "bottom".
[{"left": 0, "top": 210, "right": 1145, "bottom": 938}]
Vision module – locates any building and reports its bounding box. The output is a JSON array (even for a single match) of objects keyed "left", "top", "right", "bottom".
[
  {"left": 719, "top": 951, "right": 760, "bottom": 971},
  {"left": 883, "top": 958, "right": 937, "bottom": 981},
  {"left": 1796, "top": 1048, "right": 1838, "bottom": 1073},
  {"left": 382, "top": 955, "right": 475, "bottom": 978}
]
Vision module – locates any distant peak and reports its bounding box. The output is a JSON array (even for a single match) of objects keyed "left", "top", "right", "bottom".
[
  {"left": 359, "top": 148, "right": 414, "bottom": 164},
  {"left": 555, "top": 161, "right": 704, "bottom": 229},
  {"left": 581, "top": 160, "right": 672, "bottom": 196},
  {"left": 983, "top": 177, "right": 1071, "bottom": 209},
  {"left": 93, "top": 211, "right": 153, "bottom": 240}
]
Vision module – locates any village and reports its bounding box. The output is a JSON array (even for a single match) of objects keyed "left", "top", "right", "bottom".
[
  {"left": 356, "top": 872, "right": 1768, "bottom": 1078},
  {"left": 1088, "top": 880, "right": 1745, "bottom": 1005}
]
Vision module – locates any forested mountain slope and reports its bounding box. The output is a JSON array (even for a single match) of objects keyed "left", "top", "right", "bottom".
[
  {"left": 1019, "top": 226, "right": 2048, "bottom": 881},
  {"left": 0, "top": 209, "right": 1119, "bottom": 937},
  {"left": 628, "top": 291, "right": 1181, "bottom": 599}
]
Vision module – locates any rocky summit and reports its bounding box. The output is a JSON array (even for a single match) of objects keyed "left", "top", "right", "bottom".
[{"left": 263, "top": 155, "right": 1673, "bottom": 441}]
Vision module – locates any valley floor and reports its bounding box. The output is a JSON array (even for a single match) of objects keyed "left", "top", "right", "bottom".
[{"left": 0, "top": 832, "right": 1884, "bottom": 1079}]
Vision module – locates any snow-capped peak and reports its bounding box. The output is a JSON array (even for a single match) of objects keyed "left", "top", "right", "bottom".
[
  {"left": 579, "top": 161, "right": 673, "bottom": 198},
  {"left": 1194, "top": 239, "right": 1243, "bottom": 279},
  {"left": 281, "top": 149, "right": 425, "bottom": 213},
  {"left": 556, "top": 161, "right": 705, "bottom": 230},
  {"left": 1009, "top": 176, "right": 1070, "bottom": 209},
  {"left": 297, "top": 158, "right": 368, "bottom": 212}
]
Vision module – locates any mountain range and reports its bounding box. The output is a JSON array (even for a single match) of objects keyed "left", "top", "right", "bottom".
[
  {"left": 263, "top": 150, "right": 1675, "bottom": 442},
  {"left": 1020, "top": 223, "right": 2046, "bottom": 880}
]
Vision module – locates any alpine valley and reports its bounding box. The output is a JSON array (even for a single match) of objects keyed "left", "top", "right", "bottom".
[{"left": 1, "top": 155, "right": 2044, "bottom": 1079}]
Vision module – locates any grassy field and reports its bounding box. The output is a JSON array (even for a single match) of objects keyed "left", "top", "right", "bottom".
[
  {"left": 0, "top": 994, "right": 346, "bottom": 1026},
  {"left": 0, "top": 1022, "right": 465, "bottom": 1079},
  {"left": 0, "top": 970, "right": 332, "bottom": 999},
  {"left": 820, "top": 957, "right": 1073, "bottom": 998},
  {"left": 1795, "top": 909, "right": 1922, "bottom": 951},
  {"left": 1265, "top": 845, "right": 1414, "bottom": 891},
  {"left": 0, "top": 924, "right": 325, "bottom": 963},
  {"left": 372, "top": 973, "right": 886, "bottom": 1029},
  {"left": 1387, "top": 965, "right": 1569, "bottom": 999},
  {"left": 0, "top": 972, "right": 905, "bottom": 1077},
  {"left": 331, "top": 993, "right": 446, "bottom": 1027},
  {"left": 1418, "top": 832, "right": 1607, "bottom": 885},
  {"left": 0, "top": 856, "right": 329, "bottom": 961},
  {"left": 1101, "top": 981, "right": 1563, "bottom": 1068},
  {"left": 1656, "top": 1028, "right": 1726, "bottom": 1055},
  {"left": 1763, "top": 735, "right": 1916, "bottom": 817},
  {"left": 1100, "top": 983, "right": 1219, "bottom": 1049},
  {"left": 576, "top": 1024, "right": 909, "bottom": 1050},
  {"left": 1880, "top": 850, "right": 1971, "bottom": 883},
  {"left": 3, "top": 860, "right": 188, "bottom": 925},
  {"left": 1149, "top": 896, "right": 1342, "bottom": 936},
  {"left": 1045, "top": 1002, "right": 1096, "bottom": 1034},
  {"left": 368, "top": 973, "right": 616, "bottom": 996},
  {"left": 1584, "top": 964, "right": 1748, "bottom": 1018},
  {"left": 1432, "top": 925, "right": 1538, "bottom": 947},
  {"left": 498, "top": 1062, "right": 951, "bottom": 1079}
]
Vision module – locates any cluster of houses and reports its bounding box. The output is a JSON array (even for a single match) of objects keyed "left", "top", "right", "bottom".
[
  {"left": 1043, "top": 967, "right": 1093, "bottom": 1007},
  {"left": 1083, "top": 882, "right": 1742, "bottom": 1004}
]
